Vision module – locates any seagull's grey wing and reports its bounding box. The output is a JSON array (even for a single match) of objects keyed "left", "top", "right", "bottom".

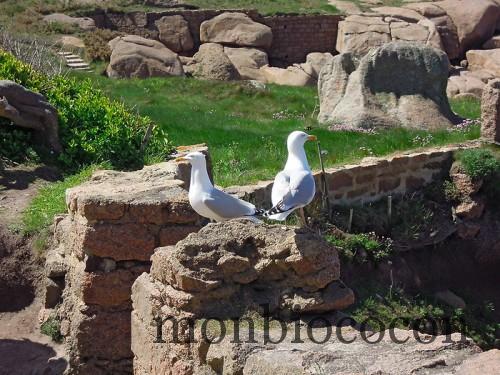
[
  {"left": 268, "top": 171, "right": 315, "bottom": 215},
  {"left": 202, "top": 188, "right": 256, "bottom": 219},
  {"left": 271, "top": 171, "right": 290, "bottom": 207}
]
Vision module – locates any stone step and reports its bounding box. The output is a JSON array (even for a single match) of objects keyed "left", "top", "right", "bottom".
[
  {"left": 66, "top": 58, "right": 85, "bottom": 63},
  {"left": 57, "top": 51, "right": 72, "bottom": 56},
  {"left": 65, "top": 54, "right": 81, "bottom": 59},
  {"left": 67, "top": 62, "right": 90, "bottom": 68}
]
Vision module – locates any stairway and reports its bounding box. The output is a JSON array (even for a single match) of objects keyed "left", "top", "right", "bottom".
[{"left": 57, "top": 51, "right": 93, "bottom": 72}]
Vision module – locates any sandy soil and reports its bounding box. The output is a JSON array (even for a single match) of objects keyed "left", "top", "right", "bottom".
[{"left": 0, "top": 164, "right": 68, "bottom": 374}]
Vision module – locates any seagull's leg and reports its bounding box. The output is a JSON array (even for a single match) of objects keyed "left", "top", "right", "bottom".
[{"left": 298, "top": 208, "right": 308, "bottom": 228}]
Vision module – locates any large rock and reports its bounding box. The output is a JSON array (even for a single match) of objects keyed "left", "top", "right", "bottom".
[
  {"left": 260, "top": 65, "right": 316, "bottom": 87},
  {"left": 200, "top": 12, "right": 273, "bottom": 49},
  {"left": 466, "top": 48, "right": 500, "bottom": 77},
  {"left": 447, "top": 70, "right": 489, "bottom": 99},
  {"left": 481, "top": 78, "right": 500, "bottom": 143},
  {"left": 455, "top": 349, "right": 500, "bottom": 375},
  {"left": 223, "top": 47, "right": 268, "bottom": 81},
  {"left": 0, "top": 80, "right": 61, "bottom": 152},
  {"left": 305, "top": 52, "right": 335, "bottom": 79},
  {"left": 106, "top": 35, "right": 184, "bottom": 79},
  {"left": 318, "top": 42, "right": 459, "bottom": 129},
  {"left": 336, "top": 12, "right": 443, "bottom": 57},
  {"left": 43, "top": 13, "right": 95, "bottom": 31},
  {"left": 154, "top": 15, "right": 194, "bottom": 53},
  {"left": 435, "top": 0, "right": 500, "bottom": 57},
  {"left": 188, "top": 43, "right": 240, "bottom": 81},
  {"left": 217, "top": 328, "right": 481, "bottom": 375},
  {"left": 149, "top": 220, "right": 354, "bottom": 317}
]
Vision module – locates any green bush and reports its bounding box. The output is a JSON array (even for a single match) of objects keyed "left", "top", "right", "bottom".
[
  {"left": 83, "top": 29, "right": 122, "bottom": 62},
  {"left": 457, "top": 148, "right": 500, "bottom": 180},
  {"left": 41, "top": 316, "right": 63, "bottom": 343},
  {"left": 0, "top": 50, "right": 172, "bottom": 171},
  {"left": 325, "top": 232, "right": 393, "bottom": 262}
]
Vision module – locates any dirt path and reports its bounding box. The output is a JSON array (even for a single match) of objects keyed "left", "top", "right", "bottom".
[{"left": 0, "top": 164, "right": 68, "bottom": 374}]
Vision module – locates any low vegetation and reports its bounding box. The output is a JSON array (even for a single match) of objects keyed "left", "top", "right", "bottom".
[
  {"left": 184, "top": 0, "right": 338, "bottom": 14},
  {"left": 83, "top": 75, "right": 481, "bottom": 187},
  {"left": 0, "top": 50, "right": 172, "bottom": 172},
  {"left": 40, "top": 316, "right": 63, "bottom": 343},
  {"left": 456, "top": 148, "right": 500, "bottom": 180},
  {"left": 346, "top": 285, "right": 498, "bottom": 349},
  {"left": 83, "top": 29, "right": 122, "bottom": 62},
  {"left": 325, "top": 232, "right": 393, "bottom": 262}
]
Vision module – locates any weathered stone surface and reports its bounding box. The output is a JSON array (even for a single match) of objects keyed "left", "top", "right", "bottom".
[
  {"left": 154, "top": 15, "right": 194, "bottom": 53},
  {"left": 447, "top": 70, "right": 491, "bottom": 99},
  {"left": 456, "top": 349, "right": 500, "bottom": 375},
  {"left": 336, "top": 12, "right": 442, "bottom": 57},
  {"left": 81, "top": 266, "right": 149, "bottom": 308},
  {"left": 305, "top": 52, "right": 334, "bottom": 79},
  {"left": 200, "top": 12, "right": 273, "bottom": 49},
  {"left": 149, "top": 220, "right": 353, "bottom": 317},
  {"left": 435, "top": 0, "right": 500, "bottom": 57},
  {"left": 455, "top": 199, "right": 485, "bottom": 220},
  {"left": 260, "top": 65, "right": 316, "bottom": 87},
  {"left": 237, "top": 329, "right": 480, "bottom": 375},
  {"left": 318, "top": 42, "right": 458, "bottom": 129},
  {"left": 66, "top": 161, "right": 200, "bottom": 225},
  {"left": 450, "top": 163, "right": 483, "bottom": 197},
  {"left": 481, "top": 78, "right": 500, "bottom": 143},
  {"left": 189, "top": 43, "right": 240, "bottom": 81},
  {"left": 43, "top": 13, "right": 95, "bottom": 31},
  {"left": 45, "top": 249, "right": 67, "bottom": 278},
  {"left": 107, "top": 35, "right": 184, "bottom": 78},
  {"left": 0, "top": 80, "right": 61, "bottom": 152},
  {"left": 223, "top": 47, "right": 268, "bottom": 81},
  {"left": 466, "top": 48, "right": 500, "bottom": 77}
]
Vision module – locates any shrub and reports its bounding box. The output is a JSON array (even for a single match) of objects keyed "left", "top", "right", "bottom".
[
  {"left": 83, "top": 29, "right": 122, "bottom": 62},
  {"left": 325, "top": 232, "right": 393, "bottom": 262},
  {"left": 457, "top": 148, "right": 500, "bottom": 180},
  {"left": 0, "top": 50, "right": 172, "bottom": 171},
  {"left": 41, "top": 316, "right": 63, "bottom": 343},
  {"left": 443, "top": 180, "right": 461, "bottom": 202}
]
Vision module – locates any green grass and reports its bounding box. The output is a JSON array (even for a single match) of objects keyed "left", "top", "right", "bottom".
[
  {"left": 22, "top": 164, "right": 101, "bottom": 236},
  {"left": 80, "top": 75, "right": 480, "bottom": 187},
  {"left": 184, "top": 0, "right": 338, "bottom": 14},
  {"left": 347, "top": 285, "right": 499, "bottom": 349}
]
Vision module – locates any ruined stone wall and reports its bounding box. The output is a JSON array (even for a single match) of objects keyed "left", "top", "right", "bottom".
[
  {"left": 260, "top": 14, "right": 341, "bottom": 66},
  {"left": 43, "top": 147, "right": 208, "bottom": 374},
  {"left": 226, "top": 143, "right": 479, "bottom": 209},
  {"left": 89, "top": 10, "right": 342, "bottom": 65}
]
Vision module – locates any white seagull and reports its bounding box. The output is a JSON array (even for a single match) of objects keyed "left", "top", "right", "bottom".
[
  {"left": 175, "top": 151, "right": 264, "bottom": 222},
  {"left": 265, "top": 131, "right": 317, "bottom": 225}
]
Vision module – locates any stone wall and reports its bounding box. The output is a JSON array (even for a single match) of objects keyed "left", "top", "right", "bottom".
[
  {"left": 226, "top": 143, "right": 479, "bottom": 209},
  {"left": 89, "top": 9, "right": 342, "bottom": 65},
  {"left": 43, "top": 146, "right": 208, "bottom": 374}
]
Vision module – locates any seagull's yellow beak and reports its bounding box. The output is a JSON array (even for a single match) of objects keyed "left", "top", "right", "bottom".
[
  {"left": 175, "top": 156, "right": 188, "bottom": 162},
  {"left": 307, "top": 135, "right": 318, "bottom": 142}
]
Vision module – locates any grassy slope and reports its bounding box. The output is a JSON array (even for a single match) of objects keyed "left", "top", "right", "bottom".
[
  {"left": 184, "top": 0, "right": 338, "bottom": 14},
  {"left": 86, "top": 75, "right": 480, "bottom": 187}
]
